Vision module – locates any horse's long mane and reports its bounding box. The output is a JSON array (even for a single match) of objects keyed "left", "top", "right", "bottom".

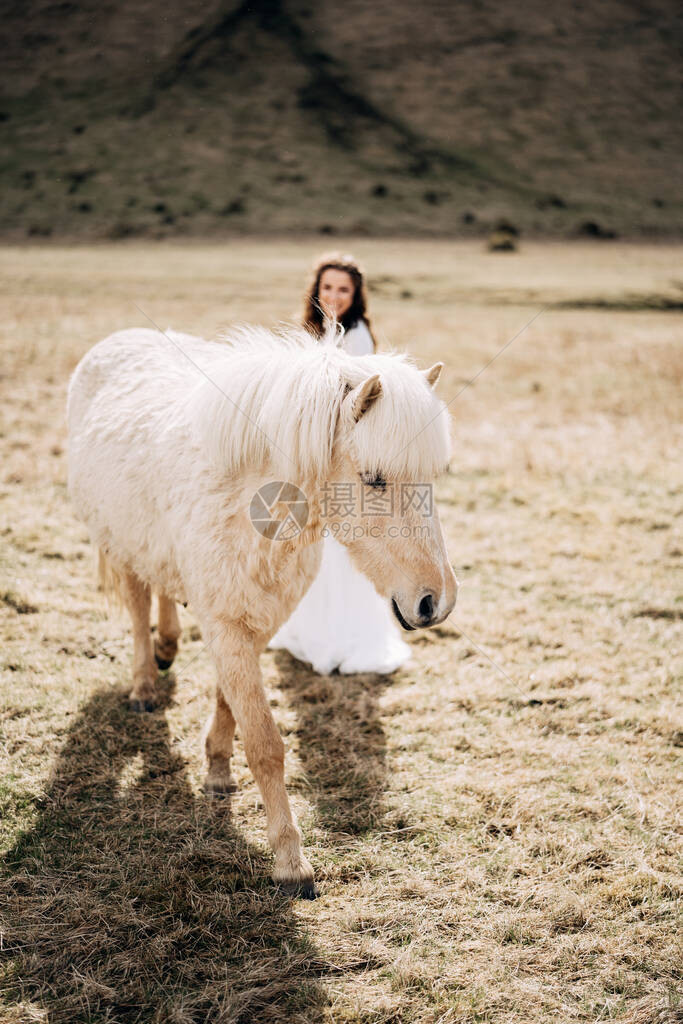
[{"left": 183, "top": 325, "right": 451, "bottom": 484}]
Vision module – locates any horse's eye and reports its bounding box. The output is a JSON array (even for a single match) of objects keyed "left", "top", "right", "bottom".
[{"left": 360, "top": 471, "right": 387, "bottom": 490}]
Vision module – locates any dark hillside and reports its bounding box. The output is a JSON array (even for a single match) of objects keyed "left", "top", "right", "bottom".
[{"left": 1, "top": 0, "right": 682, "bottom": 238}]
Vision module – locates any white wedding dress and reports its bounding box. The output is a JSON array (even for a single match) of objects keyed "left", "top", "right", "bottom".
[{"left": 268, "top": 321, "right": 411, "bottom": 675}]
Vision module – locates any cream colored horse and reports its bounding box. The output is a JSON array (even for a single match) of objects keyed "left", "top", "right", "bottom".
[{"left": 67, "top": 326, "right": 457, "bottom": 896}]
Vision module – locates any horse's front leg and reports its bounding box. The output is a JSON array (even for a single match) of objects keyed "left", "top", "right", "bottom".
[{"left": 207, "top": 623, "right": 316, "bottom": 898}]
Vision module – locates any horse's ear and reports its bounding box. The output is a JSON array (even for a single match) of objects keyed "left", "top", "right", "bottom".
[
  {"left": 424, "top": 362, "right": 444, "bottom": 389},
  {"left": 347, "top": 373, "right": 382, "bottom": 422}
]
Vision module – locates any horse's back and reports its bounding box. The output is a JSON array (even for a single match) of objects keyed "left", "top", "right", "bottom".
[
  {"left": 67, "top": 328, "right": 214, "bottom": 578},
  {"left": 68, "top": 328, "right": 207, "bottom": 426}
]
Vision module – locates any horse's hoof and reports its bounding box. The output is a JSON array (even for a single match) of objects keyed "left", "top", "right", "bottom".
[
  {"left": 204, "top": 776, "right": 238, "bottom": 797},
  {"left": 154, "top": 637, "right": 177, "bottom": 671},
  {"left": 277, "top": 878, "right": 319, "bottom": 900},
  {"left": 130, "top": 697, "right": 156, "bottom": 713}
]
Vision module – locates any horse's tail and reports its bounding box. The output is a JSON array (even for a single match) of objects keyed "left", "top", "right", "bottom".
[{"left": 98, "top": 548, "right": 126, "bottom": 610}]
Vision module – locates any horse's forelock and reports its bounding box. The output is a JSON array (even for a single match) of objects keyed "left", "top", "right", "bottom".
[{"left": 348, "top": 356, "right": 451, "bottom": 480}]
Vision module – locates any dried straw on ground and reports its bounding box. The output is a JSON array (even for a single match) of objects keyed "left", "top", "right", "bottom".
[{"left": 0, "top": 240, "right": 680, "bottom": 1023}]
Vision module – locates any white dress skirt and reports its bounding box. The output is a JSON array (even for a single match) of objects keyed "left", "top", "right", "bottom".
[{"left": 268, "top": 320, "right": 411, "bottom": 675}]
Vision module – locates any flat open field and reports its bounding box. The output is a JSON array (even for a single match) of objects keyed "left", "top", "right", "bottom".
[{"left": 0, "top": 240, "right": 681, "bottom": 1023}]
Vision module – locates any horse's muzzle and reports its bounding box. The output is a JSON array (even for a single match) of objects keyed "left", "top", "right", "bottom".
[
  {"left": 392, "top": 598, "right": 416, "bottom": 631},
  {"left": 392, "top": 584, "right": 457, "bottom": 631}
]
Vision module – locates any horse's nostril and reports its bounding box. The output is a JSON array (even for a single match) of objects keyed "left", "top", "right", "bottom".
[{"left": 418, "top": 593, "right": 434, "bottom": 621}]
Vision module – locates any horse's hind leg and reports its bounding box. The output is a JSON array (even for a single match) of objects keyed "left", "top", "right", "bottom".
[
  {"left": 204, "top": 688, "right": 238, "bottom": 795},
  {"left": 155, "top": 593, "right": 181, "bottom": 670},
  {"left": 120, "top": 571, "right": 157, "bottom": 712}
]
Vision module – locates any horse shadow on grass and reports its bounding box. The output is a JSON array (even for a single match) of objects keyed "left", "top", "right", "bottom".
[
  {"left": 0, "top": 676, "right": 328, "bottom": 1024},
  {"left": 273, "top": 652, "right": 390, "bottom": 839}
]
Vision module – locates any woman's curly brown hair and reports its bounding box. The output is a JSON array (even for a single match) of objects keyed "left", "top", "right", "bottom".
[{"left": 303, "top": 252, "right": 377, "bottom": 349}]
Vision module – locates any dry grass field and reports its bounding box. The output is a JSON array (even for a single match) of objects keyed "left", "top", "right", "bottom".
[{"left": 0, "top": 240, "right": 681, "bottom": 1023}]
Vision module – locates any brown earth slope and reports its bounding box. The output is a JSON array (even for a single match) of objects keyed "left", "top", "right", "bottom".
[{"left": 1, "top": 0, "right": 682, "bottom": 239}]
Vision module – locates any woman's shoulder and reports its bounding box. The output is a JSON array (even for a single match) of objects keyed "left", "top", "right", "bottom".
[{"left": 343, "top": 319, "right": 374, "bottom": 355}]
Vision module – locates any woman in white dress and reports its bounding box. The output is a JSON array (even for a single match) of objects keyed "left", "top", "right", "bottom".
[{"left": 269, "top": 253, "right": 411, "bottom": 675}]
